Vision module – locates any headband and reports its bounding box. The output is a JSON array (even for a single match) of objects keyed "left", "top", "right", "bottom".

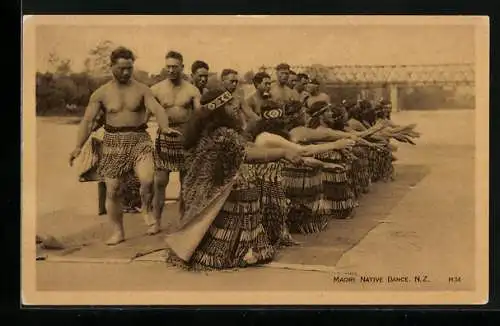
[
  {"left": 262, "top": 107, "right": 284, "bottom": 120},
  {"left": 309, "top": 103, "right": 331, "bottom": 117},
  {"left": 203, "top": 91, "right": 233, "bottom": 111},
  {"left": 325, "top": 109, "right": 344, "bottom": 123}
]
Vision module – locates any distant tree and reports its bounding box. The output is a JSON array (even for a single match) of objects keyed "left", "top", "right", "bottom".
[
  {"left": 84, "top": 40, "right": 116, "bottom": 76},
  {"left": 47, "top": 51, "right": 72, "bottom": 76}
]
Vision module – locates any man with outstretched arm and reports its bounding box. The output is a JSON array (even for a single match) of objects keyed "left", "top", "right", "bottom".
[{"left": 69, "top": 46, "right": 176, "bottom": 245}]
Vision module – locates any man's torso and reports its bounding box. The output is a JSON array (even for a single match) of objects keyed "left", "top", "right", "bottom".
[
  {"left": 247, "top": 91, "right": 265, "bottom": 116},
  {"left": 151, "top": 79, "right": 200, "bottom": 126},
  {"left": 270, "top": 84, "right": 300, "bottom": 104},
  {"left": 98, "top": 80, "right": 148, "bottom": 128}
]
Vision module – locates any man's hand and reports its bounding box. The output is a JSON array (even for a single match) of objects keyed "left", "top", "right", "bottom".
[
  {"left": 301, "top": 157, "right": 324, "bottom": 168},
  {"left": 69, "top": 148, "right": 82, "bottom": 167},
  {"left": 334, "top": 138, "right": 356, "bottom": 150},
  {"left": 283, "top": 149, "right": 304, "bottom": 165},
  {"left": 159, "top": 127, "right": 182, "bottom": 137}
]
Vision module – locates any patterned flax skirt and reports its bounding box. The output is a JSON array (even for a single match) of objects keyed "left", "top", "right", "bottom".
[
  {"left": 281, "top": 163, "right": 327, "bottom": 234},
  {"left": 350, "top": 145, "right": 372, "bottom": 197},
  {"left": 315, "top": 150, "right": 357, "bottom": 219},
  {"left": 368, "top": 145, "right": 394, "bottom": 183},
  {"left": 182, "top": 165, "right": 276, "bottom": 270},
  {"left": 98, "top": 130, "right": 153, "bottom": 179},
  {"left": 253, "top": 162, "right": 290, "bottom": 246},
  {"left": 154, "top": 131, "right": 185, "bottom": 172}
]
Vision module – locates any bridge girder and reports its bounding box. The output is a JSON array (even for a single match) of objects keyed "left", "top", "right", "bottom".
[{"left": 261, "top": 64, "right": 475, "bottom": 86}]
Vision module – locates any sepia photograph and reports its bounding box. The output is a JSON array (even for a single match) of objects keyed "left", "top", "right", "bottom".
[{"left": 22, "top": 15, "right": 489, "bottom": 305}]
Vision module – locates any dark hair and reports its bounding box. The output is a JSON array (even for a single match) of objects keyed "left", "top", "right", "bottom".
[
  {"left": 297, "top": 73, "right": 309, "bottom": 81},
  {"left": 289, "top": 70, "right": 297, "bottom": 76},
  {"left": 183, "top": 88, "right": 243, "bottom": 150},
  {"left": 165, "top": 50, "right": 183, "bottom": 63},
  {"left": 348, "top": 103, "right": 364, "bottom": 121},
  {"left": 323, "top": 105, "right": 347, "bottom": 131},
  {"left": 191, "top": 60, "right": 209, "bottom": 74},
  {"left": 276, "top": 63, "right": 290, "bottom": 71},
  {"left": 252, "top": 72, "right": 271, "bottom": 87},
  {"left": 246, "top": 100, "right": 287, "bottom": 140},
  {"left": 306, "top": 101, "right": 329, "bottom": 129},
  {"left": 221, "top": 68, "right": 238, "bottom": 80},
  {"left": 110, "top": 47, "right": 135, "bottom": 65},
  {"left": 284, "top": 100, "right": 306, "bottom": 130},
  {"left": 308, "top": 78, "right": 320, "bottom": 85},
  {"left": 359, "top": 100, "right": 376, "bottom": 126}
]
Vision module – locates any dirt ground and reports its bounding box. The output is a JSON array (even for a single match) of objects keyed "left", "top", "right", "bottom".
[{"left": 32, "top": 110, "right": 481, "bottom": 298}]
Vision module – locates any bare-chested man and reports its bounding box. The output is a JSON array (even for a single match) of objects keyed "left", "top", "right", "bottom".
[
  {"left": 69, "top": 47, "right": 174, "bottom": 245},
  {"left": 150, "top": 51, "right": 201, "bottom": 233},
  {"left": 294, "top": 73, "right": 310, "bottom": 102},
  {"left": 191, "top": 60, "right": 209, "bottom": 95},
  {"left": 269, "top": 63, "right": 300, "bottom": 105},
  {"left": 305, "top": 78, "right": 331, "bottom": 109},
  {"left": 220, "top": 68, "right": 259, "bottom": 127},
  {"left": 246, "top": 71, "right": 272, "bottom": 117},
  {"left": 287, "top": 70, "right": 298, "bottom": 90}
]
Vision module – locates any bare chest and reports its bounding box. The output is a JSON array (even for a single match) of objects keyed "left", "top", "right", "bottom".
[
  {"left": 101, "top": 86, "right": 145, "bottom": 113},
  {"left": 271, "top": 87, "right": 294, "bottom": 102},
  {"left": 155, "top": 85, "right": 194, "bottom": 109}
]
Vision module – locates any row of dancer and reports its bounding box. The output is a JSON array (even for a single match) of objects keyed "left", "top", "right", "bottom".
[
  {"left": 69, "top": 46, "right": 419, "bottom": 263},
  {"left": 164, "top": 89, "right": 421, "bottom": 270}
]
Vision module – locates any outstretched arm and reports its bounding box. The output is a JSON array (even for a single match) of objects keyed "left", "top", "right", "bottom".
[
  {"left": 289, "top": 126, "right": 351, "bottom": 143},
  {"left": 69, "top": 90, "right": 102, "bottom": 166},
  {"left": 254, "top": 132, "right": 354, "bottom": 155}
]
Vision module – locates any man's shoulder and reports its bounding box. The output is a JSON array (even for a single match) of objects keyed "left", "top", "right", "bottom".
[
  {"left": 181, "top": 80, "right": 200, "bottom": 94},
  {"left": 150, "top": 79, "right": 167, "bottom": 91},
  {"left": 320, "top": 92, "right": 331, "bottom": 100},
  {"left": 91, "top": 81, "right": 113, "bottom": 98},
  {"left": 270, "top": 83, "right": 280, "bottom": 91}
]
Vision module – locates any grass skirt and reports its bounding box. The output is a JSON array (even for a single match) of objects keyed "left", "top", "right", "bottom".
[
  {"left": 281, "top": 164, "right": 327, "bottom": 234},
  {"left": 368, "top": 145, "right": 394, "bottom": 182},
  {"left": 98, "top": 130, "right": 153, "bottom": 179},
  {"left": 314, "top": 150, "right": 358, "bottom": 219},
  {"left": 350, "top": 145, "right": 372, "bottom": 197},
  {"left": 154, "top": 131, "right": 185, "bottom": 172},
  {"left": 166, "top": 164, "right": 275, "bottom": 270},
  {"left": 251, "top": 162, "right": 290, "bottom": 246}
]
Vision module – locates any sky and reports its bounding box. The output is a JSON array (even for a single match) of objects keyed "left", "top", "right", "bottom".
[{"left": 36, "top": 24, "right": 475, "bottom": 75}]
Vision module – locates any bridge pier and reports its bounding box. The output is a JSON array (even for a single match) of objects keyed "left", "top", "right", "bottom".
[{"left": 389, "top": 84, "right": 399, "bottom": 112}]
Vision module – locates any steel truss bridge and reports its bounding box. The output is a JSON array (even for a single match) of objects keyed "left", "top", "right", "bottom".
[
  {"left": 260, "top": 63, "right": 474, "bottom": 110},
  {"left": 261, "top": 63, "right": 475, "bottom": 86}
]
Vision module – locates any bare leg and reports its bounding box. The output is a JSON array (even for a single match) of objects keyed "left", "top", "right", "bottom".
[
  {"left": 104, "top": 177, "right": 125, "bottom": 245},
  {"left": 151, "top": 169, "right": 169, "bottom": 235},
  {"left": 135, "top": 154, "right": 157, "bottom": 235}
]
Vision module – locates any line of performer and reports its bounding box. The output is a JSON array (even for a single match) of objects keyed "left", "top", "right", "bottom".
[{"left": 70, "top": 46, "right": 421, "bottom": 270}]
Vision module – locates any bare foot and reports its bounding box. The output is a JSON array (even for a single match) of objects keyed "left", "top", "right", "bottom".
[
  {"left": 146, "top": 222, "right": 161, "bottom": 236},
  {"left": 106, "top": 232, "right": 125, "bottom": 246},
  {"left": 279, "top": 230, "right": 302, "bottom": 246}
]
